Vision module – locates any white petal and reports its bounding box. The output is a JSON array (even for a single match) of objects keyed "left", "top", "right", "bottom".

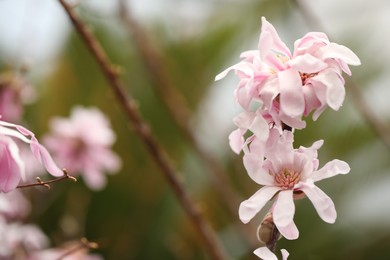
[
  {"left": 310, "top": 159, "right": 350, "bottom": 182},
  {"left": 277, "top": 219, "right": 299, "bottom": 240},
  {"left": 243, "top": 153, "right": 274, "bottom": 185},
  {"left": 254, "top": 246, "right": 277, "bottom": 260},
  {"left": 273, "top": 190, "right": 295, "bottom": 228},
  {"left": 321, "top": 42, "right": 361, "bottom": 66},
  {"left": 299, "top": 181, "right": 337, "bottom": 223},
  {"left": 239, "top": 186, "right": 280, "bottom": 224}
]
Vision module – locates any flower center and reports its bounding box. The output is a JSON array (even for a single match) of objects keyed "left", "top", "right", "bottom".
[
  {"left": 300, "top": 72, "right": 318, "bottom": 85},
  {"left": 274, "top": 168, "right": 300, "bottom": 190}
]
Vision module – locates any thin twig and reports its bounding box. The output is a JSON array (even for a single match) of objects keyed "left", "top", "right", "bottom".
[
  {"left": 290, "top": 0, "right": 390, "bottom": 150},
  {"left": 17, "top": 168, "right": 77, "bottom": 189},
  {"left": 57, "top": 1, "right": 228, "bottom": 259}
]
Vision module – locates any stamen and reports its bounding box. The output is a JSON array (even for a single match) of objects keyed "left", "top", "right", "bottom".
[{"left": 274, "top": 168, "right": 300, "bottom": 190}]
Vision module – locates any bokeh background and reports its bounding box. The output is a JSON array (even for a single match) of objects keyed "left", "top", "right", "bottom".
[{"left": 1, "top": 0, "right": 390, "bottom": 259}]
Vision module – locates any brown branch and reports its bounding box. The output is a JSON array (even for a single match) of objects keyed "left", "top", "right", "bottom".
[
  {"left": 290, "top": 0, "right": 390, "bottom": 150},
  {"left": 17, "top": 168, "right": 77, "bottom": 189},
  {"left": 57, "top": 1, "right": 228, "bottom": 259}
]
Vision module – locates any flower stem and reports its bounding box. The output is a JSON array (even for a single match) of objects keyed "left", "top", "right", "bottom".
[
  {"left": 57, "top": 1, "right": 228, "bottom": 259},
  {"left": 55, "top": 237, "right": 98, "bottom": 260}
]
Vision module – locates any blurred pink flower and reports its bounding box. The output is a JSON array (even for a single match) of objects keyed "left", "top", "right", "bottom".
[
  {"left": 0, "top": 216, "right": 49, "bottom": 258},
  {"left": 254, "top": 246, "right": 289, "bottom": 260},
  {"left": 239, "top": 130, "right": 350, "bottom": 239},
  {"left": 216, "top": 17, "right": 360, "bottom": 129},
  {"left": 0, "top": 120, "right": 63, "bottom": 193},
  {"left": 44, "top": 106, "right": 121, "bottom": 190},
  {"left": 0, "top": 71, "right": 36, "bottom": 123},
  {"left": 0, "top": 189, "right": 30, "bottom": 221}
]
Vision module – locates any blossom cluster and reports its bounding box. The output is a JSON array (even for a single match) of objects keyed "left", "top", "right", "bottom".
[{"left": 216, "top": 17, "right": 360, "bottom": 259}]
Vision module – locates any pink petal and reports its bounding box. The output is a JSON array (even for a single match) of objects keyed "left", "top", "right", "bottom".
[
  {"left": 311, "top": 70, "right": 345, "bottom": 110},
  {"left": 320, "top": 42, "right": 361, "bottom": 66},
  {"left": 273, "top": 190, "right": 295, "bottom": 228},
  {"left": 30, "top": 137, "right": 63, "bottom": 177},
  {"left": 278, "top": 69, "right": 305, "bottom": 118},
  {"left": 243, "top": 153, "right": 274, "bottom": 185},
  {"left": 215, "top": 61, "right": 254, "bottom": 81},
  {"left": 0, "top": 138, "right": 24, "bottom": 192},
  {"left": 254, "top": 246, "right": 277, "bottom": 260},
  {"left": 298, "top": 181, "right": 337, "bottom": 223},
  {"left": 287, "top": 54, "right": 328, "bottom": 73},
  {"left": 277, "top": 220, "right": 299, "bottom": 240},
  {"left": 259, "top": 17, "right": 292, "bottom": 61},
  {"left": 281, "top": 249, "right": 290, "bottom": 260},
  {"left": 239, "top": 186, "right": 280, "bottom": 224},
  {"left": 310, "top": 159, "right": 350, "bottom": 182},
  {"left": 254, "top": 247, "right": 290, "bottom": 260},
  {"left": 228, "top": 129, "right": 245, "bottom": 154},
  {"left": 249, "top": 114, "right": 270, "bottom": 141}
]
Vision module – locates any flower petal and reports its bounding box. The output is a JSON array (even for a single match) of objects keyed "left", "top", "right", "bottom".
[
  {"left": 239, "top": 186, "right": 280, "bottom": 224},
  {"left": 278, "top": 69, "right": 305, "bottom": 118},
  {"left": 277, "top": 220, "right": 299, "bottom": 240},
  {"left": 298, "top": 181, "right": 337, "bottom": 223},
  {"left": 311, "top": 69, "right": 345, "bottom": 110},
  {"left": 320, "top": 42, "right": 361, "bottom": 66},
  {"left": 287, "top": 54, "right": 328, "bottom": 73},
  {"left": 0, "top": 137, "right": 24, "bottom": 192},
  {"left": 228, "top": 129, "right": 245, "bottom": 154},
  {"left": 30, "top": 137, "right": 63, "bottom": 177},
  {"left": 310, "top": 159, "right": 350, "bottom": 182},
  {"left": 243, "top": 153, "right": 274, "bottom": 185},
  {"left": 273, "top": 190, "right": 295, "bottom": 228},
  {"left": 254, "top": 246, "right": 277, "bottom": 260}
]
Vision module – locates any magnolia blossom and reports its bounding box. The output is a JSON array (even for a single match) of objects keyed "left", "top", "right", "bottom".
[
  {"left": 44, "top": 106, "right": 121, "bottom": 190},
  {"left": 216, "top": 17, "right": 360, "bottom": 129},
  {"left": 0, "top": 189, "right": 31, "bottom": 220},
  {"left": 254, "top": 247, "right": 289, "bottom": 260},
  {"left": 0, "top": 120, "right": 63, "bottom": 193},
  {"left": 239, "top": 130, "right": 350, "bottom": 239}
]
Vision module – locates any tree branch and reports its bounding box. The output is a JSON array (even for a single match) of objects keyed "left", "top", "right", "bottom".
[{"left": 57, "top": 1, "right": 228, "bottom": 259}]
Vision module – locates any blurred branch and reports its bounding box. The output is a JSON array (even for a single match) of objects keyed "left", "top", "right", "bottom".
[
  {"left": 119, "top": 0, "right": 245, "bottom": 223},
  {"left": 291, "top": 0, "right": 390, "bottom": 150},
  {"left": 56, "top": 237, "right": 98, "bottom": 260},
  {"left": 57, "top": 1, "right": 228, "bottom": 259}
]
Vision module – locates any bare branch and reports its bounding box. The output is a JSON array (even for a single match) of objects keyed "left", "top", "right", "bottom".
[{"left": 17, "top": 168, "right": 77, "bottom": 189}]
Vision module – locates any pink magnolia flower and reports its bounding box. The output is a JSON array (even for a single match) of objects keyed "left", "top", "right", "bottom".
[
  {"left": 44, "top": 106, "right": 121, "bottom": 190},
  {"left": 0, "top": 189, "right": 31, "bottom": 220},
  {"left": 216, "top": 17, "right": 360, "bottom": 129},
  {"left": 0, "top": 120, "right": 63, "bottom": 193},
  {"left": 254, "top": 247, "right": 289, "bottom": 260},
  {"left": 239, "top": 130, "right": 350, "bottom": 239}
]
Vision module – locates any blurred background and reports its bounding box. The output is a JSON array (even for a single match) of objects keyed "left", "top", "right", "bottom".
[{"left": 1, "top": 0, "right": 389, "bottom": 259}]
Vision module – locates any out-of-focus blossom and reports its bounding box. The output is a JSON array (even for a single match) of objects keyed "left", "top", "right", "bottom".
[
  {"left": 254, "top": 246, "right": 289, "bottom": 260},
  {"left": 216, "top": 17, "right": 360, "bottom": 129},
  {"left": 0, "top": 216, "right": 49, "bottom": 259},
  {"left": 0, "top": 189, "right": 30, "bottom": 221},
  {"left": 0, "top": 70, "right": 36, "bottom": 123},
  {"left": 239, "top": 130, "right": 350, "bottom": 239},
  {"left": 44, "top": 106, "right": 121, "bottom": 190},
  {"left": 0, "top": 120, "right": 63, "bottom": 193}
]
